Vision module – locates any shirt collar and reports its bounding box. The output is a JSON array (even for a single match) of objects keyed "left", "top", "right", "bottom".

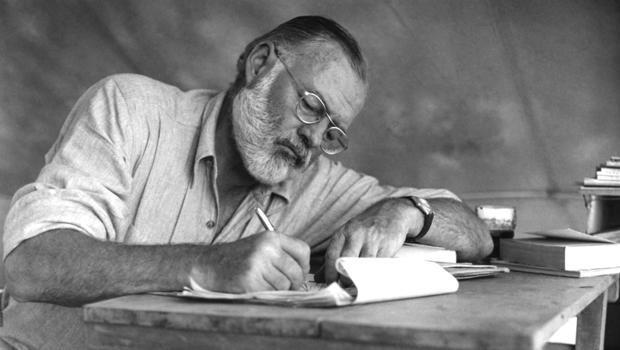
[
  {"left": 193, "top": 91, "right": 226, "bottom": 178},
  {"left": 193, "top": 90, "right": 294, "bottom": 204},
  {"left": 255, "top": 179, "right": 294, "bottom": 205}
]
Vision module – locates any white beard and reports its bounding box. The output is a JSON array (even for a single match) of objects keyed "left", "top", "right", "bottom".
[{"left": 231, "top": 65, "right": 308, "bottom": 185}]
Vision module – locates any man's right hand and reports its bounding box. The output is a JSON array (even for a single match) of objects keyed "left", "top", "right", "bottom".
[{"left": 189, "top": 231, "right": 310, "bottom": 293}]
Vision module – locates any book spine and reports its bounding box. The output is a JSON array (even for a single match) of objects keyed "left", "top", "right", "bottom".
[
  {"left": 579, "top": 185, "right": 620, "bottom": 196},
  {"left": 596, "top": 174, "right": 620, "bottom": 181},
  {"left": 598, "top": 167, "right": 620, "bottom": 175},
  {"left": 584, "top": 177, "right": 620, "bottom": 187},
  {"left": 499, "top": 240, "right": 567, "bottom": 270}
]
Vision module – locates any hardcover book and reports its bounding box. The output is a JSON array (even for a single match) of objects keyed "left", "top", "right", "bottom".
[{"left": 499, "top": 229, "right": 620, "bottom": 271}]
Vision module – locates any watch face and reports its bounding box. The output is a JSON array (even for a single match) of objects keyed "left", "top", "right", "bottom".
[{"left": 415, "top": 197, "right": 432, "bottom": 215}]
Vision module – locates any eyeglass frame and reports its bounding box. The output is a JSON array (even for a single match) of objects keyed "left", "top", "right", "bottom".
[{"left": 273, "top": 46, "right": 349, "bottom": 155}]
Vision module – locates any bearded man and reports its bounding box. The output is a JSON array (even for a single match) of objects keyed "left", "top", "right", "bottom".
[{"left": 1, "top": 16, "right": 492, "bottom": 349}]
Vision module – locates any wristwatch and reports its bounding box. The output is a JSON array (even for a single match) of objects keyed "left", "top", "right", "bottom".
[{"left": 407, "top": 196, "right": 434, "bottom": 241}]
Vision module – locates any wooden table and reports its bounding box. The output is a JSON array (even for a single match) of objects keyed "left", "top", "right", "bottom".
[{"left": 84, "top": 272, "right": 618, "bottom": 350}]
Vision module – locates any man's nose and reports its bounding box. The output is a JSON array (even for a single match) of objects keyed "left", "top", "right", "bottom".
[{"left": 297, "top": 118, "right": 329, "bottom": 150}]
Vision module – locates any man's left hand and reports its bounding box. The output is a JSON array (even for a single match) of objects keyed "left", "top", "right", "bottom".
[{"left": 324, "top": 198, "right": 422, "bottom": 283}]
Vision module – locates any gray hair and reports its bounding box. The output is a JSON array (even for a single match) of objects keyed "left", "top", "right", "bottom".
[{"left": 231, "top": 16, "right": 367, "bottom": 92}]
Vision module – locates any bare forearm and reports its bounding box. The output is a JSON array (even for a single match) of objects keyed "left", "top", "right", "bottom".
[
  {"left": 417, "top": 198, "right": 493, "bottom": 261},
  {"left": 322, "top": 196, "right": 492, "bottom": 282},
  {"left": 5, "top": 229, "right": 200, "bottom": 306}
]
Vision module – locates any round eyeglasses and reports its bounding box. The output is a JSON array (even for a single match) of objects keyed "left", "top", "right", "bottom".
[
  {"left": 275, "top": 48, "right": 349, "bottom": 155},
  {"left": 294, "top": 91, "right": 349, "bottom": 155}
]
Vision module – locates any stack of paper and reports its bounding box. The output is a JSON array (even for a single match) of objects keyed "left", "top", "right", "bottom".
[
  {"left": 180, "top": 258, "right": 460, "bottom": 307},
  {"left": 394, "top": 242, "right": 457, "bottom": 263},
  {"left": 394, "top": 243, "right": 508, "bottom": 279},
  {"left": 439, "top": 263, "right": 509, "bottom": 280},
  {"left": 581, "top": 156, "right": 620, "bottom": 196},
  {"left": 176, "top": 242, "right": 512, "bottom": 307}
]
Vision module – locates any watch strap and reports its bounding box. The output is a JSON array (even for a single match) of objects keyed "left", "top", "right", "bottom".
[{"left": 406, "top": 196, "right": 434, "bottom": 241}]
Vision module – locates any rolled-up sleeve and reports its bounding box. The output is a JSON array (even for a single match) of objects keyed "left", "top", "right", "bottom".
[{"left": 3, "top": 76, "right": 134, "bottom": 259}]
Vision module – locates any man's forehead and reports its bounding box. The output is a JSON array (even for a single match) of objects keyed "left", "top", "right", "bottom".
[{"left": 293, "top": 41, "right": 345, "bottom": 65}]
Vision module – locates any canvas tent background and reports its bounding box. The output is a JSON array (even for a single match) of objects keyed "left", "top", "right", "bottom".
[{"left": 0, "top": 0, "right": 619, "bottom": 279}]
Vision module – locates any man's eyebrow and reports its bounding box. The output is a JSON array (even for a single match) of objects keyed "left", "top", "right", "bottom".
[
  {"left": 324, "top": 92, "right": 353, "bottom": 131},
  {"left": 313, "top": 91, "right": 347, "bottom": 130}
]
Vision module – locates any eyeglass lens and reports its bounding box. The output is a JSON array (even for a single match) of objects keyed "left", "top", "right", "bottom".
[
  {"left": 296, "top": 94, "right": 324, "bottom": 124},
  {"left": 322, "top": 127, "right": 348, "bottom": 154},
  {"left": 296, "top": 93, "right": 348, "bottom": 154}
]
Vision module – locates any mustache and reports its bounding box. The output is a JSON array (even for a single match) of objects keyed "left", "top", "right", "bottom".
[{"left": 275, "top": 138, "right": 309, "bottom": 167}]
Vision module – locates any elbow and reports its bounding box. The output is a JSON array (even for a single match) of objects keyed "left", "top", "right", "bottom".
[
  {"left": 473, "top": 225, "right": 494, "bottom": 261},
  {"left": 457, "top": 246, "right": 491, "bottom": 263},
  {"left": 465, "top": 214, "right": 494, "bottom": 262},
  {"left": 4, "top": 248, "right": 48, "bottom": 302},
  {"left": 477, "top": 233, "right": 494, "bottom": 261},
  {"left": 5, "top": 280, "right": 37, "bottom": 304},
  {"left": 458, "top": 228, "right": 494, "bottom": 263}
]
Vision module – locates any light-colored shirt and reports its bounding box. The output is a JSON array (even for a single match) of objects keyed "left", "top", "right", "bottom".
[{"left": 2, "top": 74, "right": 457, "bottom": 349}]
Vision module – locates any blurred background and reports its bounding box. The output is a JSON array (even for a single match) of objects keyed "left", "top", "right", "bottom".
[
  {"left": 1, "top": 0, "right": 619, "bottom": 236},
  {"left": 0, "top": 1, "right": 619, "bottom": 345}
]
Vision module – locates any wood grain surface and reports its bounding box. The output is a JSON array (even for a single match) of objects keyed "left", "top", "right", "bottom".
[{"left": 84, "top": 272, "right": 617, "bottom": 350}]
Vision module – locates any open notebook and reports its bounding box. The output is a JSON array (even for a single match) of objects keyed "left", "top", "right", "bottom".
[{"left": 180, "top": 258, "right": 460, "bottom": 307}]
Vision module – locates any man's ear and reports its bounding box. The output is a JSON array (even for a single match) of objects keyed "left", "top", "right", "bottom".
[{"left": 245, "top": 42, "right": 277, "bottom": 86}]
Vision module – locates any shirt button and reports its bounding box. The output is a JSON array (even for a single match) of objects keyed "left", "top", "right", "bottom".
[{"left": 205, "top": 220, "right": 216, "bottom": 229}]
